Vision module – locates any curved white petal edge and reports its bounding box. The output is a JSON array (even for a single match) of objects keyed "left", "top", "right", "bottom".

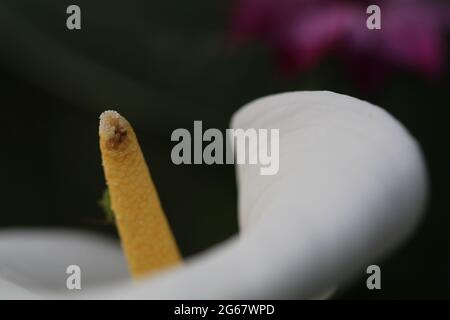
[
  {"left": 0, "top": 229, "right": 129, "bottom": 299},
  {"left": 0, "top": 91, "right": 428, "bottom": 299}
]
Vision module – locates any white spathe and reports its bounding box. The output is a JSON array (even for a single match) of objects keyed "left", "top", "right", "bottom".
[
  {"left": 0, "top": 229, "right": 129, "bottom": 299},
  {"left": 0, "top": 91, "right": 428, "bottom": 299}
]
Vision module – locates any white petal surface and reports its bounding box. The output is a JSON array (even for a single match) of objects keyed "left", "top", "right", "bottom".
[{"left": 0, "top": 229, "right": 129, "bottom": 298}]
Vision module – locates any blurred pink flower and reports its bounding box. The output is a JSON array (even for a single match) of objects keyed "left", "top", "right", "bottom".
[{"left": 230, "top": 0, "right": 450, "bottom": 82}]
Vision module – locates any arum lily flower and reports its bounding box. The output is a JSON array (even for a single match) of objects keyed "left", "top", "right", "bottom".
[{"left": 0, "top": 91, "right": 427, "bottom": 299}]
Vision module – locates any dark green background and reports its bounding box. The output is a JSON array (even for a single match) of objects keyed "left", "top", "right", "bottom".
[{"left": 0, "top": 0, "right": 449, "bottom": 298}]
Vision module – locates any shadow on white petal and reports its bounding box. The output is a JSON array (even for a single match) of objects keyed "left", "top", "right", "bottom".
[
  {"left": 0, "top": 276, "right": 38, "bottom": 299},
  {"left": 0, "top": 229, "right": 129, "bottom": 295}
]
